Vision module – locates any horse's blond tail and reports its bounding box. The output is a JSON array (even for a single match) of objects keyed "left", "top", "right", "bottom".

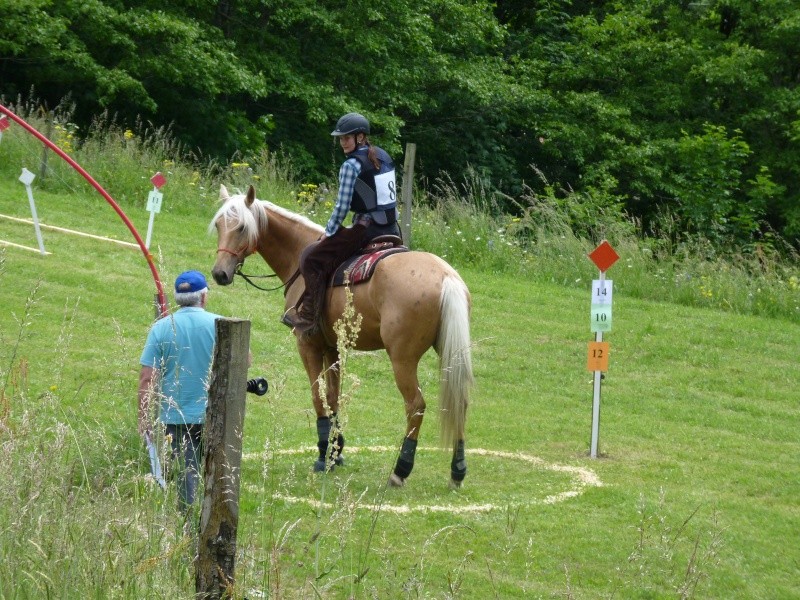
[{"left": 437, "top": 275, "right": 474, "bottom": 449}]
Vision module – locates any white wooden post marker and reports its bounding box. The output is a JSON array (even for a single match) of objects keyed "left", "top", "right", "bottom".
[
  {"left": 587, "top": 240, "right": 619, "bottom": 458},
  {"left": 145, "top": 172, "right": 166, "bottom": 249},
  {"left": 19, "top": 168, "right": 47, "bottom": 255}
]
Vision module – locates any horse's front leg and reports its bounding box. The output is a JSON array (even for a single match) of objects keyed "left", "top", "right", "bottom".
[
  {"left": 321, "top": 347, "right": 345, "bottom": 469},
  {"left": 299, "top": 339, "right": 344, "bottom": 472},
  {"left": 388, "top": 358, "right": 425, "bottom": 487}
]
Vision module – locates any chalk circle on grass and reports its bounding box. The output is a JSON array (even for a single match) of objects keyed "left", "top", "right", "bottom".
[{"left": 242, "top": 446, "right": 602, "bottom": 514}]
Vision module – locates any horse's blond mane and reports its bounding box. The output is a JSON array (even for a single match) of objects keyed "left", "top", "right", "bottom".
[
  {"left": 208, "top": 191, "right": 323, "bottom": 246},
  {"left": 262, "top": 199, "right": 324, "bottom": 234}
]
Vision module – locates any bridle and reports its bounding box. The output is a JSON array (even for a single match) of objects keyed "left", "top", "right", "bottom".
[{"left": 215, "top": 243, "right": 299, "bottom": 294}]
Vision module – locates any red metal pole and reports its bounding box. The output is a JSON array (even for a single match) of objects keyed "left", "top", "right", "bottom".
[{"left": 0, "top": 103, "right": 168, "bottom": 317}]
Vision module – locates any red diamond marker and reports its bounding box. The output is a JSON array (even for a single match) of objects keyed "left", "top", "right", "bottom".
[
  {"left": 150, "top": 172, "right": 167, "bottom": 189},
  {"left": 588, "top": 240, "right": 619, "bottom": 272},
  {"left": 0, "top": 116, "right": 10, "bottom": 132}
]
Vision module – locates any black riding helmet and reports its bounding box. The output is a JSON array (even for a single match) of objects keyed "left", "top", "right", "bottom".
[{"left": 331, "top": 112, "right": 370, "bottom": 136}]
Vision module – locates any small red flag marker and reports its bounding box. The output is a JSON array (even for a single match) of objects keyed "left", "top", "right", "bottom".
[
  {"left": 588, "top": 240, "right": 619, "bottom": 273},
  {"left": 0, "top": 116, "right": 10, "bottom": 131},
  {"left": 150, "top": 172, "right": 167, "bottom": 189}
]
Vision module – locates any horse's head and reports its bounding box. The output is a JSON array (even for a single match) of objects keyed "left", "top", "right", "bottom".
[{"left": 210, "top": 184, "right": 266, "bottom": 285}]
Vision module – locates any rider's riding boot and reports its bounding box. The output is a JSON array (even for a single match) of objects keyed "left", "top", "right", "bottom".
[{"left": 294, "top": 297, "right": 320, "bottom": 335}]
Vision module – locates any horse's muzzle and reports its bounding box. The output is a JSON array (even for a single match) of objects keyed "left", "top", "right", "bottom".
[{"left": 211, "top": 267, "right": 234, "bottom": 286}]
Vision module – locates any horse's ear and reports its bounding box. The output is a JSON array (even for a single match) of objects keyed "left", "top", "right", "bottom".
[
  {"left": 219, "top": 184, "right": 229, "bottom": 201},
  {"left": 245, "top": 185, "right": 256, "bottom": 207}
]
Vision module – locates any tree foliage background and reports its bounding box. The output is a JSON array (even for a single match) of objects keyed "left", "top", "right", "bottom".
[{"left": 2, "top": 0, "right": 799, "bottom": 247}]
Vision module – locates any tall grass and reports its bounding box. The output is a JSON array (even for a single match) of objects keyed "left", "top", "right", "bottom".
[
  {"left": 413, "top": 170, "right": 800, "bottom": 323},
  {"left": 0, "top": 274, "right": 193, "bottom": 599},
  {"left": 0, "top": 97, "right": 297, "bottom": 215}
]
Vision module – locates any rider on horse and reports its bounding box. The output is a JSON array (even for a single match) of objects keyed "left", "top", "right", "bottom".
[{"left": 288, "top": 112, "right": 402, "bottom": 335}]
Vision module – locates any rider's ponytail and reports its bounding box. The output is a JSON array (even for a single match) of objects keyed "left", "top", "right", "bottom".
[{"left": 358, "top": 133, "right": 381, "bottom": 170}]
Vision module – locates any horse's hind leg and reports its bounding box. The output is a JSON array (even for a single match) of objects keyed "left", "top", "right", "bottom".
[
  {"left": 388, "top": 356, "right": 426, "bottom": 487},
  {"left": 450, "top": 439, "right": 467, "bottom": 488}
]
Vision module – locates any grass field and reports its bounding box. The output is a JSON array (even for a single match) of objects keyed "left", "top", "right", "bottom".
[{"left": 0, "top": 155, "right": 799, "bottom": 599}]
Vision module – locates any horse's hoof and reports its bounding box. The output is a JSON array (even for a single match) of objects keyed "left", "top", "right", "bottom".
[
  {"left": 388, "top": 473, "right": 405, "bottom": 487},
  {"left": 449, "top": 478, "right": 463, "bottom": 490},
  {"left": 314, "top": 456, "right": 344, "bottom": 472}
]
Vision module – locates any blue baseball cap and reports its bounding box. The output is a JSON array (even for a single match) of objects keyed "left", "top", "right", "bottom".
[{"left": 174, "top": 270, "right": 208, "bottom": 293}]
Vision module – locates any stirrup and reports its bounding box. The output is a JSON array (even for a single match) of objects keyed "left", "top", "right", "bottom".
[{"left": 281, "top": 308, "right": 298, "bottom": 328}]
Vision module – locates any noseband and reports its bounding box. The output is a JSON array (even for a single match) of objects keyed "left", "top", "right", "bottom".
[
  {"left": 216, "top": 244, "right": 289, "bottom": 292},
  {"left": 216, "top": 243, "right": 250, "bottom": 262}
]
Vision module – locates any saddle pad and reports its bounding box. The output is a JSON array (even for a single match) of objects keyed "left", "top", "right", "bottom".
[{"left": 332, "top": 247, "right": 408, "bottom": 287}]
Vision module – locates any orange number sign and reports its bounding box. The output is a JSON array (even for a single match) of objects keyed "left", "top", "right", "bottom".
[{"left": 587, "top": 341, "right": 610, "bottom": 372}]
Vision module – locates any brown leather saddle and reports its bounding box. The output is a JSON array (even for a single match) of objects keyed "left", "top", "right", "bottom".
[{"left": 331, "top": 235, "right": 407, "bottom": 287}]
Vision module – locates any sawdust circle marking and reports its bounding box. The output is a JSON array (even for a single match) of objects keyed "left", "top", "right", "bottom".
[{"left": 241, "top": 446, "right": 602, "bottom": 514}]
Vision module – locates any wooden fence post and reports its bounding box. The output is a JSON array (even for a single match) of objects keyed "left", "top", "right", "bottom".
[
  {"left": 400, "top": 142, "right": 416, "bottom": 248},
  {"left": 196, "top": 318, "right": 250, "bottom": 600},
  {"left": 39, "top": 111, "right": 53, "bottom": 180}
]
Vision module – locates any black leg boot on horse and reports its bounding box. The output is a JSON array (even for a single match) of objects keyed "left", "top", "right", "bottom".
[
  {"left": 389, "top": 437, "right": 418, "bottom": 487},
  {"left": 450, "top": 439, "right": 467, "bottom": 488},
  {"left": 314, "top": 415, "right": 346, "bottom": 472}
]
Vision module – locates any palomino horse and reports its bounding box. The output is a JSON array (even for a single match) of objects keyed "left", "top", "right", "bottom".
[{"left": 210, "top": 185, "right": 473, "bottom": 487}]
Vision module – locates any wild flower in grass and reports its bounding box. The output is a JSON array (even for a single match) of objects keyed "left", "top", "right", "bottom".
[
  {"left": 788, "top": 275, "right": 799, "bottom": 291},
  {"left": 296, "top": 183, "right": 318, "bottom": 205},
  {"left": 124, "top": 129, "right": 135, "bottom": 141},
  {"left": 232, "top": 162, "right": 250, "bottom": 169},
  {"left": 53, "top": 122, "right": 77, "bottom": 154},
  {"left": 699, "top": 277, "right": 714, "bottom": 299},
  {"left": 188, "top": 170, "right": 202, "bottom": 187}
]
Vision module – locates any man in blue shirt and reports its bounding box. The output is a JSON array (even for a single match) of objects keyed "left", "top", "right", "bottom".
[
  {"left": 138, "top": 270, "right": 220, "bottom": 512},
  {"left": 292, "top": 112, "right": 401, "bottom": 336}
]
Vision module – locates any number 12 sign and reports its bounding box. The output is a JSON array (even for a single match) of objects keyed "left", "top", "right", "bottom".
[{"left": 587, "top": 341, "right": 610, "bottom": 372}]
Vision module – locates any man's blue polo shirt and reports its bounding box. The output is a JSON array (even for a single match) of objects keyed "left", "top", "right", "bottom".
[{"left": 140, "top": 307, "right": 219, "bottom": 425}]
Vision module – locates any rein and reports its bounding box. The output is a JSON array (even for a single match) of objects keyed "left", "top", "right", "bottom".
[
  {"left": 235, "top": 266, "right": 302, "bottom": 296},
  {"left": 234, "top": 265, "right": 287, "bottom": 292},
  {"left": 225, "top": 255, "right": 302, "bottom": 296}
]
